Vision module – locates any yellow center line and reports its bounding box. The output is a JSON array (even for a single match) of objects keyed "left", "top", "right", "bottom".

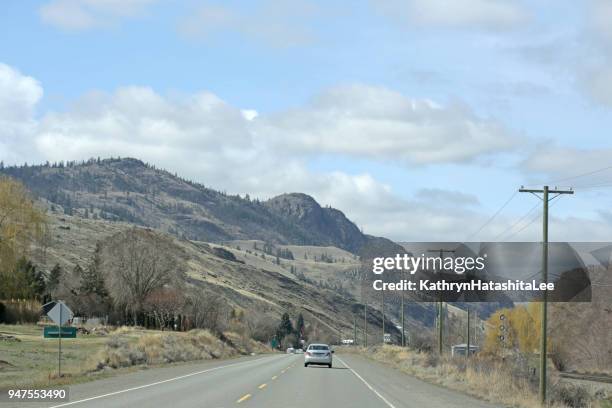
[
  {"left": 271, "top": 376, "right": 278, "bottom": 380},
  {"left": 258, "top": 383, "right": 267, "bottom": 389},
  {"left": 237, "top": 394, "right": 251, "bottom": 403}
]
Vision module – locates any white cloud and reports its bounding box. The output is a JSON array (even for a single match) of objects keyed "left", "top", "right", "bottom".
[
  {"left": 256, "top": 84, "right": 518, "bottom": 165},
  {"left": 241, "top": 110, "right": 259, "bottom": 121},
  {"left": 178, "top": 0, "right": 318, "bottom": 47},
  {"left": 35, "top": 86, "right": 255, "bottom": 175},
  {"left": 581, "top": 67, "right": 612, "bottom": 107},
  {"left": 415, "top": 188, "right": 480, "bottom": 207},
  {"left": 521, "top": 146, "right": 612, "bottom": 183},
  {"left": 372, "top": 0, "right": 529, "bottom": 31},
  {"left": 0, "top": 64, "right": 43, "bottom": 121},
  {"left": 577, "top": 0, "right": 612, "bottom": 108},
  {"left": 39, "top": 0, "right": 157, "bottom": 30},
  {"left": 0, "top": 63, "right": 43, "bottom": 163},
  {"left": 590, "top": 0, "right": 612, "bottom": 47}
]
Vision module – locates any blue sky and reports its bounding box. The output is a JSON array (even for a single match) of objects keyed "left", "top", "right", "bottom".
[{"left": 2, "top": 0, "right": 612, "bottom": 241}]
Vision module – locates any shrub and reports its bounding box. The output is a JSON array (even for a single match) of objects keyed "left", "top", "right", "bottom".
[
  {"left": 550, "top": 383, "right": 590, "bottom": 408},
  {"left": 89, "top": 328, "right": 271, "bottom": 371}
]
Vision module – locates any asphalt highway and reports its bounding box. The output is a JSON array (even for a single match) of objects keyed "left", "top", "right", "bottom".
[{"left": 7, "top": 353, "right": 500, "bottom": 408}]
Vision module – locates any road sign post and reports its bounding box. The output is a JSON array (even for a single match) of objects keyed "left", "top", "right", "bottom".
[
  {"left": 59, "top": 305, "right": 62, "bottom": 377},
  {"left": 46, "top": 301, "right": 73, "bottom": 378}
]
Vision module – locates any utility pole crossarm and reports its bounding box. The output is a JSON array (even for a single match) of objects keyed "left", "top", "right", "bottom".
[{"left": 519, "top": 187, "right": 574, "bottom": 195}]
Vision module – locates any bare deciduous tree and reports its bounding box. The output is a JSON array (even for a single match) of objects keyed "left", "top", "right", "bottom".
[
  {"left": 247, "top": 316, "right": 277, "bottom": 343},
  {"left": 145, "top": 287, "right": 184, "bottom": 329},
  {"left": 184, "top": 288, "right": 227, "bottom": 332},
  {"left": 100, "top": 228, "right": 186, "bottom": 325}
]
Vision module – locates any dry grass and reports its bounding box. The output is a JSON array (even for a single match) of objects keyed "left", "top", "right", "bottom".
[
  {"left": 0, "top": 324, "right": 271, "bottom": 388},
  {"left": 222, "top": 331, "right": 271, "bottom": 355},
  {"left": 345, "top": 345, "right": 610, "bottom": 408},
  {"left": 89, "top": 328, "right": 271, "bottom": 371},
  {"left": 0, "top": 323, "right": 115, "bottom": 388}
]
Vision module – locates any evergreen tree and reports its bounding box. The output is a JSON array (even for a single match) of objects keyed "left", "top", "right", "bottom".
[
  {"left": 277, "top": 312, "right": 294, "bottom": 339},
  {"left": 27, "top": 260, "right": 46, "bottom": 300},
  {"left": 47, "top": 264, "right": 62, "bottom": 293},
  {"left": 72, "top": 264, "right": 84, "bottom": 292},
  {"left": 80, "top": 244, "right": 108, "bottom": 297},
  {"left": 296, "top": 313, "right": 305, "bottom": 338}
]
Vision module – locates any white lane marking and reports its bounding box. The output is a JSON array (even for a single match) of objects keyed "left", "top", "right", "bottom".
[
  {"left": 335, "top": 355, "right": 397, "bottom": 408},
  {"left": 49, "top": 355, "right": 283, "bottom": 407}
]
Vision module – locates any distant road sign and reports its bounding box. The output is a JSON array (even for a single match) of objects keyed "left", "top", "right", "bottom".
[
  {"left": 44, "top": 326, "right": 77, "bottom": 339},
  {"left": 383, "top": 333, "right": 391, "bottom": 343},
  {"left": 47, "top": 302, "right": 73, "bottom": 326}
]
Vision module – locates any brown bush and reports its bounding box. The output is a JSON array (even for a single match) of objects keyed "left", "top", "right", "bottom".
[
  {"left": 549, "top": 383, "right": 590, "bottom": 408},
  {"left": 89, "top": 328, "right": 270, "bottom": 371},
  {"left": 359, "top": 345, "right": 605, "bottom": 408}
]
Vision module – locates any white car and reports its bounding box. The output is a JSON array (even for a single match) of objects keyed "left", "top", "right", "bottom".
[
  {"left": 286, "top": 347, "right": 295, "bottom": 354},
  {"left": 304, "top": 343, "right": 333, "bottom": 368}
]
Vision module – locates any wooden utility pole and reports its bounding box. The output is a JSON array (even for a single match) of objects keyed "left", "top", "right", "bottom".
[
  {"left": 466, "top": 307, "right": 470, "bottom": 359},
  {"left": 353, "top": 314, "right": 357, "bottom": 345},
  {"left": 427, "top": 249, "right": 455, "bottom": 355},
  {"left": 58, "top": 305, "right": 62, "bottom": 377},
  {"left": 381, "top": 274, "right": 385, "bottom": 344},
  {"left": 401, "top": 268, "right": 406, "bottom": 347},
  {"left": 364, "top": 301, "right": 368, "bottom": 347},
  {"left": 519, "top": 185, "right": 573, "bottom": 405}
]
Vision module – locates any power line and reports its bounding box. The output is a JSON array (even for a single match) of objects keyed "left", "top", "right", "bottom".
[
  {"left": 526, "top": 164, "right": 612, "bottom": 188},
  {"left": 572, "top": 181, "right": 612, "bottom": 190},
  {"left": 491, "top": 201, "right": 540, "bottom": 242},
  {"left": 502, "top": 209, "right": 543, "bottom": 241},
  {"left": 465, "top": 191, "right": 518, "bottom": 241},
  {"left": 502, "top": 195, "right": 564, "bottom": 241}
]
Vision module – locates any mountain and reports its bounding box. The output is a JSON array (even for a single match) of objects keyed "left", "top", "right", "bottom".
[
  {"left": 265, "top": 193, "right": 368, "bottom": 253},
  {"left": 1, "top": 158, "right": 370, "bottom": 253}
]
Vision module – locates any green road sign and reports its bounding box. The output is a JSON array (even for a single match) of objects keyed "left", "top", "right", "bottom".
[{"left": 43, "top": 326, "right": 77, "bottom": 339}]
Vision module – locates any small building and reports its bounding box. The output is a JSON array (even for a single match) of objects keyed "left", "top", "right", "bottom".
[{"left": 451, "top": 343, "right": 479, "bottom": 356}]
